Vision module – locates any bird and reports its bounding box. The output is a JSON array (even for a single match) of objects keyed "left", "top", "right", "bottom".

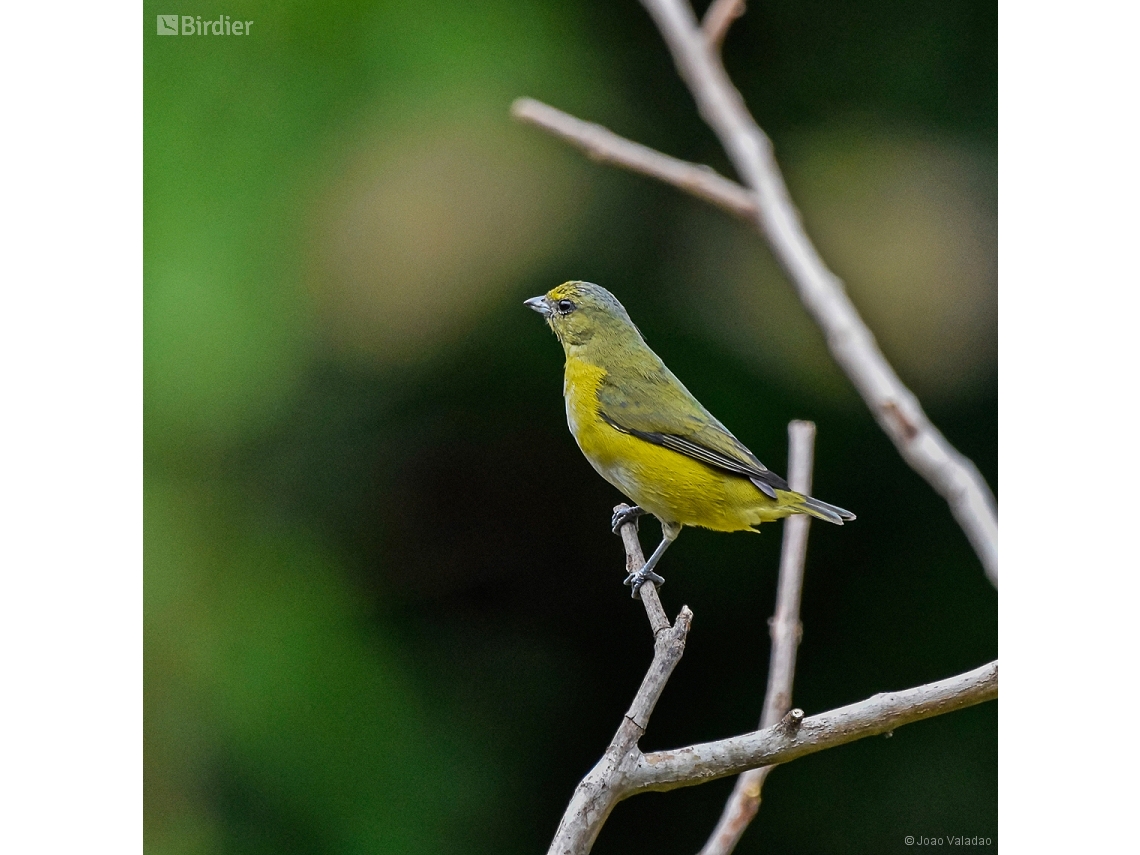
[{"left": 525, "top": 281, "right": 854, "bottom": 597}]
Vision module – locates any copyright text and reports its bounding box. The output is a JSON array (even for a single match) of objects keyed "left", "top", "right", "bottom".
[{"left": 904, "top": 835, "right": 992, "bottom": 847}]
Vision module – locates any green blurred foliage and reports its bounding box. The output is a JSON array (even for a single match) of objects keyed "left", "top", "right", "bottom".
[{"left": 145, "top": 1, "right": 996, "bottom": 853}]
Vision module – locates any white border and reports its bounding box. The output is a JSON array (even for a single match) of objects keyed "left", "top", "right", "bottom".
[
  {"left": 1001, "top": 0, "right": 1140, "bottom": 849},
  {"left": 0, "top": 2, "right": 141, "bottom": 851}
]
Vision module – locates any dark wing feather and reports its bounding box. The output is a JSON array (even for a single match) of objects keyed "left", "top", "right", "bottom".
[{"left": 597, "top": 363, "right": 788, "bottom": 497}]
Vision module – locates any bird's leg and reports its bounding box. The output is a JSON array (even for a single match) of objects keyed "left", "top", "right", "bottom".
[
  {"left": 611, "top": 504, "right": 645, "bottom": 534},
  {"left": 624, "top": 521, "right": 681, "bottom": 599}
]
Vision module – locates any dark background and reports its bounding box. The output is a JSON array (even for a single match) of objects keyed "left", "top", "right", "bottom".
[{"left": 144, "top": 1, "right": 996, "bottom": 852}]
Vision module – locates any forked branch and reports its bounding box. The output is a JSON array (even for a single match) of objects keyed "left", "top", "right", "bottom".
[
  {"left": 701, "top": 0, "right": 746, "bottom": 52},
  {"left": 545, "top": 498, "right": 998, "bottom": 855},
  {"left": 547, "top": 508, "right": 692, "bottom": 855}
]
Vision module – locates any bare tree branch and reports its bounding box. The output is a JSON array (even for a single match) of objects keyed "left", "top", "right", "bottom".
[
  {"left": 511, "top": 98, "right": 755, "bottom": 219},
  {"left": 548, "top": 507, "right": 693, "bottom": 855},
  {"left": 550, "top": 641, "right": 996, "bottom": 853},
  {"left": 523, "top": 5, "right": 998, "bottom": 849},
  {"left": 762, "top": 422, "right": 815, "bottom": 733},
  {"left": 629, "top": 660, "right": 998, "bottom": 793},
  {"left": 639, "top": 0, "right": 997, "bottom": 586},
  {"left": 616, "top": 504, "right": 672, "bottom": 635},
  {"left": 510, "top": 2, "right": 999, "bottom": 588},
  {"left": 545, "top": 504, "right": 997, "bottom": 855},
  {"left": 701, "top": 0, "right": 746, "bottom": 52},
  {"left": 700, "top": 419, "right": 816, "bottom": 855}
]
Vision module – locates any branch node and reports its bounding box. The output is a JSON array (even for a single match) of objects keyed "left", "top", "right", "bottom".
[
  {"left": 881, "top": 400, "right": 920, "bottom": 442},
  {"left": 778, "top": 708, "right": 805, "bottom": 735},
  {"left": 767, "top": 616, "right": 803, "bottom": 645}
]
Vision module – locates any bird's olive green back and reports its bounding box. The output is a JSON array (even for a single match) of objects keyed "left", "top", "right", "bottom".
[{"left": 595, "top": 359, "right": 779, "bottom": 480}]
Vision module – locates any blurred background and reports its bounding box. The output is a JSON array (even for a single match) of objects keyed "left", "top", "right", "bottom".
[{"left": 144, "top": 1, "right": 996, "bottom": 852}]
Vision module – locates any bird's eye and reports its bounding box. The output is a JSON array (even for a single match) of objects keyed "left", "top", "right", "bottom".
[{"left": 557, "top": 299, "right": 576, "bottom": 314}]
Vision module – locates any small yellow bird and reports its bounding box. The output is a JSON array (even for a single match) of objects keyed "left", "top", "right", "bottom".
[{"left": 526, "top": 281, "right": 854, "bottom": 596}]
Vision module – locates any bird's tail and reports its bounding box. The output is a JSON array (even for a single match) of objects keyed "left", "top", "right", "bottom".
[{"left": 797, "top": 495, "right": 856, "bottom": 525}]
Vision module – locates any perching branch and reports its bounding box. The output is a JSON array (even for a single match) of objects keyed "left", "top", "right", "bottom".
[
  {"left": 617, "top": 505, "right": 673, "bottom": 635},
  {"left": 547, "top": 506, "right": 692, "bottom": 855},
  {"left": 511, "top": 0, "right": 999, "bottom": 588},
  {"left": 545, "top": 499, "right": 998, "bottom": 855},
  {"left": 699, "top": 420, "right": 816, "bottom": 855}
]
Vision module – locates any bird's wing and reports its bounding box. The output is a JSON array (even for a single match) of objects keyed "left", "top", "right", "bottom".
[{"left": 597, "top": 365, "right": 789, "bottom": 498}]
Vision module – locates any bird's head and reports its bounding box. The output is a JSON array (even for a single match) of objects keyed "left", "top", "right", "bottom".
[{"left": 524, "top": 281, "right": 642, "bottom": 349}]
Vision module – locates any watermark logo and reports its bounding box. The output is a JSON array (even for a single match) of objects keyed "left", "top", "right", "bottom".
[{"left": 156, "top": 15, "right": 254, "bottom": 36}]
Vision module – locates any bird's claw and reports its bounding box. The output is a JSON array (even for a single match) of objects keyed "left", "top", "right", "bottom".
[
  {"left": 611, "top": 505, "right": 645, "bottom": 534},
  {"left": 623, "top": 568, "right": 665, "bottom": 599}
]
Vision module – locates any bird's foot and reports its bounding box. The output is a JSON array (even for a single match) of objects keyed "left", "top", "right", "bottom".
[
  {"left": 623, "top": 567, "right": 665, "bottom": 599},
  {"left": 611, "top": 505, "right": 645, "bottom": 534}
]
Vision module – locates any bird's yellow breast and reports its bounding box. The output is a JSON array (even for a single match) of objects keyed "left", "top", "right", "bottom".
[{"left": 563, "top": 354, "right": 785, "bottom": 532}]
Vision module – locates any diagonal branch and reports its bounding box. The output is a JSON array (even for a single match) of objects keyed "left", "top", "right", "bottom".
[
  {"left": 699, "top": 420, "right": 816, "bottom": 855},
  {"left": 640, "top": 0, "right": 997, "bottom": 586},
  {"left": 510, "top": 3, "right": 999, "bottom": 588},
  {"left": 545, "top": 505, "right": 997, "bottom": 855},
  {"left": 547, "top": 507, "right": 692, "bottom": 855},
  {"left": 551, "top": 643, "right": 997, "bottom": 854},
  {"left": 510, "top": 98, "right": 755, "bottom": 218},
  {"left": 628, "top": 660, "right": 998, "bottom": 793}
]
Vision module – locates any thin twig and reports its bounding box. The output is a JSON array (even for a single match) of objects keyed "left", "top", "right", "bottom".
[
  {"left": 511, "top": 99, "right": 756, "bottom": 219},
  {"left": 700, "top": 420, "right": 816, "bottom": 855},
  {"left": 547, "top": 508, "right": 693, "bottom": 855},
  {"left": 701, "top": 0, "right": 746, "bottom": 52},
  {"left": 628, "top": 660, "right": 998, "bottom": 793},
  {"left": 510, "top": 10, "right": 999, "bottom": 588},
  {"left": 762, "top": 422, "right": 815, "bottom": 730},
  {"left": 616, "top": 504, "right": 671, "bottom": 634}
]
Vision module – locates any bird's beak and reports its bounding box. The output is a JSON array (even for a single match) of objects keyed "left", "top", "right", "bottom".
[{"left": 524, "top": 295, "right": 552, "bottom": 317}]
